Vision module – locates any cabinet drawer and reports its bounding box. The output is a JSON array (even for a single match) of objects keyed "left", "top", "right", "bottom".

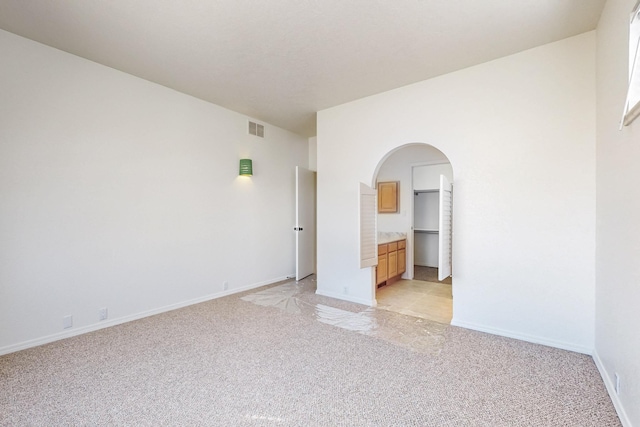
[
  {"left": 388, "top": 241, "right": 398, "bottom": 252},
  {"left": 378, "top": 244, "right": 388, "bottom": 255},
  {"left": 398, "top": 240, "right": 406, "bottom": 249}
]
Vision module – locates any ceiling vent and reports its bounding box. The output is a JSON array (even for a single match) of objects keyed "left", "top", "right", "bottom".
[{"left": 248, "top": 121, "right": 264, "bottom": 138}]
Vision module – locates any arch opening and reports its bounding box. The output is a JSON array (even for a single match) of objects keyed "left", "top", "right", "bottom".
[{"left": 371, "top": 142, "right": 454, "bottom": 324}]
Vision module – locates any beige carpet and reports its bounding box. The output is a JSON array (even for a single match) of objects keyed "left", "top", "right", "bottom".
[{"left": 0, "top": 277, "right": 620, "bottom": 426}]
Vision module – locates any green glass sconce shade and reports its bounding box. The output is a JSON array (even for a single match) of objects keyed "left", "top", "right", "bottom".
[{"left": 239, "top": 159, "right": 253, "bottom": 176}]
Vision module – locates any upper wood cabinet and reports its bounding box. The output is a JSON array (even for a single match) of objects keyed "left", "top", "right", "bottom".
[{"left": 377, "top": 181, "right": 398, "bottom": 213}]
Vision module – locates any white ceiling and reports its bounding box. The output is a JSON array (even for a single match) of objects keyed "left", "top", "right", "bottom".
[{"left": 0, "top": 0, "right": 606, "bottom": 137}]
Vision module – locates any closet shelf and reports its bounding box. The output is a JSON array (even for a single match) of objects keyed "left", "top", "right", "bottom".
[{"left": 414, "top": 228, "right": 439, "bottom": 234}]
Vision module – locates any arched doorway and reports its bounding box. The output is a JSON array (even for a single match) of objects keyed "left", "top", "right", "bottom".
[{"left": 371, "top": 143, "right": 454, "bottom": 324}]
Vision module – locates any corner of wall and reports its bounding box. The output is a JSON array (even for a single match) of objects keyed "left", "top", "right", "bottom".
[{"left": 593, "top": 350, "right": 634, "bottom": 427}]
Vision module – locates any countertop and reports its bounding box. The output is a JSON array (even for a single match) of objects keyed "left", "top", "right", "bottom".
[{"left": 378, "top": 232, "right": 407, "bottom": 244}]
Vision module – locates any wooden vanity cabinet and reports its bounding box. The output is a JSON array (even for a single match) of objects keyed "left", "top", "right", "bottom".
[{"left": 376, "top": 239, "right": 406, "bottom": 286}]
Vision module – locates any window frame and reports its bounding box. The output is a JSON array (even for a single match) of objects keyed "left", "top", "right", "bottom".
[{"left": 622, "top": 1, "right": 640, "bottom": 127}]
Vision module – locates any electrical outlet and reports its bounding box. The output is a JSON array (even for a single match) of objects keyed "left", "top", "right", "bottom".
[
  {"left": 98, "top": 307, "right": 108, "bottom": 321},
  {"left": 63, "top": 315, "right": 73, "bottom": 329},
  {"left": 223, "top": 281, "right": 229, "bottom": 291},
  {"left": 614, "top": 373, "right": 621, "bottom": 394}
]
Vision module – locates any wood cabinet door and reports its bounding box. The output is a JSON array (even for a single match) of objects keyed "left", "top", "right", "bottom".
[
  {"left": 377, "top": 181, "right": 398, "bottom": 213},
  {"left": 377, "top": 254, "right": 388, "bottom": 284},
  {"left": 398, "top": 248, "right": 406, "bottom": 275},
  {"left": 388, "top": 250, "right": 397, "bottom": 278}
]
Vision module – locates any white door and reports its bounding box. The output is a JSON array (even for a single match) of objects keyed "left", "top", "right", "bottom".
[
  {"left": 296, "top": 166, "right": 316, "bottom": 280},
  {"left": 359, "top": 182, "right": 377, "bottom": 268},
  {"left": 438, "top": 175, "right": 453, "bottom": 281}
]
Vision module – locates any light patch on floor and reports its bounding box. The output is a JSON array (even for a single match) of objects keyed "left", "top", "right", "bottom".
[
  {"left": 241, "top": 277, "right": 447, "bottom": 355},
  {"left": 376, "top": 279, "right": 452, "bottom": 324}
]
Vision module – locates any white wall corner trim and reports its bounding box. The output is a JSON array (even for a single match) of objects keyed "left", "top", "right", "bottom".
[
  {"left": 0, "top": 275, "right": 291, "bottom": 356},
  {"left": 593, "top": 350, "right": 634, "bottom": 427},
  {"left": 450, "top": 319, "right": 594, "bottom": 356}
]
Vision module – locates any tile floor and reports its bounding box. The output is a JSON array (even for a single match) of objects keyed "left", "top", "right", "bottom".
[{"left": 376, "top": 279, "right": 453, "bottom": 324}]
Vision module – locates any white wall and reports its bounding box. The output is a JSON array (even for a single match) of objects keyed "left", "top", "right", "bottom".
[
  {"left": 308, "top": 136, "right": 317, "bottom": 171},
  {"left": 0, "top": 30, "right": 308, "bottom": 354},
  {"left": 413, "top": 163, "right": 453, "bottom": 190},
  {"left": 317, "top": 32, "right": 596, "bottom": 353},
  {"left": 595, "top": 1, "right": 640, "bottom": 425}
]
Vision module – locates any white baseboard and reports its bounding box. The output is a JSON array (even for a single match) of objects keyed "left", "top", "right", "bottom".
[
  {"left": 315, "top": 289, "right": 373, "bottom": 306},
  {"left": 0, "top": 275, "right": 291, "bottom": 356},
  {"left": 593, "top": 350, "right": 633, "bottom": 427},
  {"left": 450, "top": 318, "right": 593, "bottom": 355}
]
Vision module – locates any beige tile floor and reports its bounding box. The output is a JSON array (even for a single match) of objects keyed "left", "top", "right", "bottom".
[{"left": 376, "top": 279, "right": 453, "bottom": 324}]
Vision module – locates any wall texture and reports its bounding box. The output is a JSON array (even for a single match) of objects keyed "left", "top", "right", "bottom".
[
  {"left": 595, "top": 0, "right": 640, "bottom": 425},
  {"left": 0, "top": 30, "right": 308, "bottom": 353},
  {"left": 317, "top": 32, "right": 596, "bottom": 353}
]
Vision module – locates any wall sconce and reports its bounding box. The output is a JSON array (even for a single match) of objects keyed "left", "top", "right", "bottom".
[{"left": 239, "top": 159, "right": 253, "bottom": 176}]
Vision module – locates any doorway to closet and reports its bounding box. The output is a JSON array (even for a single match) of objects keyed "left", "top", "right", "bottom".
[
  {"left": 372, "top": 143, "right": 453, "bottom": 324},
  {"left": 413, "top": 162, "right": 453, "bottom": 283}
]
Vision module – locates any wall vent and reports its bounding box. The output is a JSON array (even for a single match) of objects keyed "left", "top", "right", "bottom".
[{"left": 248, "top": 121, "right": 264, "bottom": 138}]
